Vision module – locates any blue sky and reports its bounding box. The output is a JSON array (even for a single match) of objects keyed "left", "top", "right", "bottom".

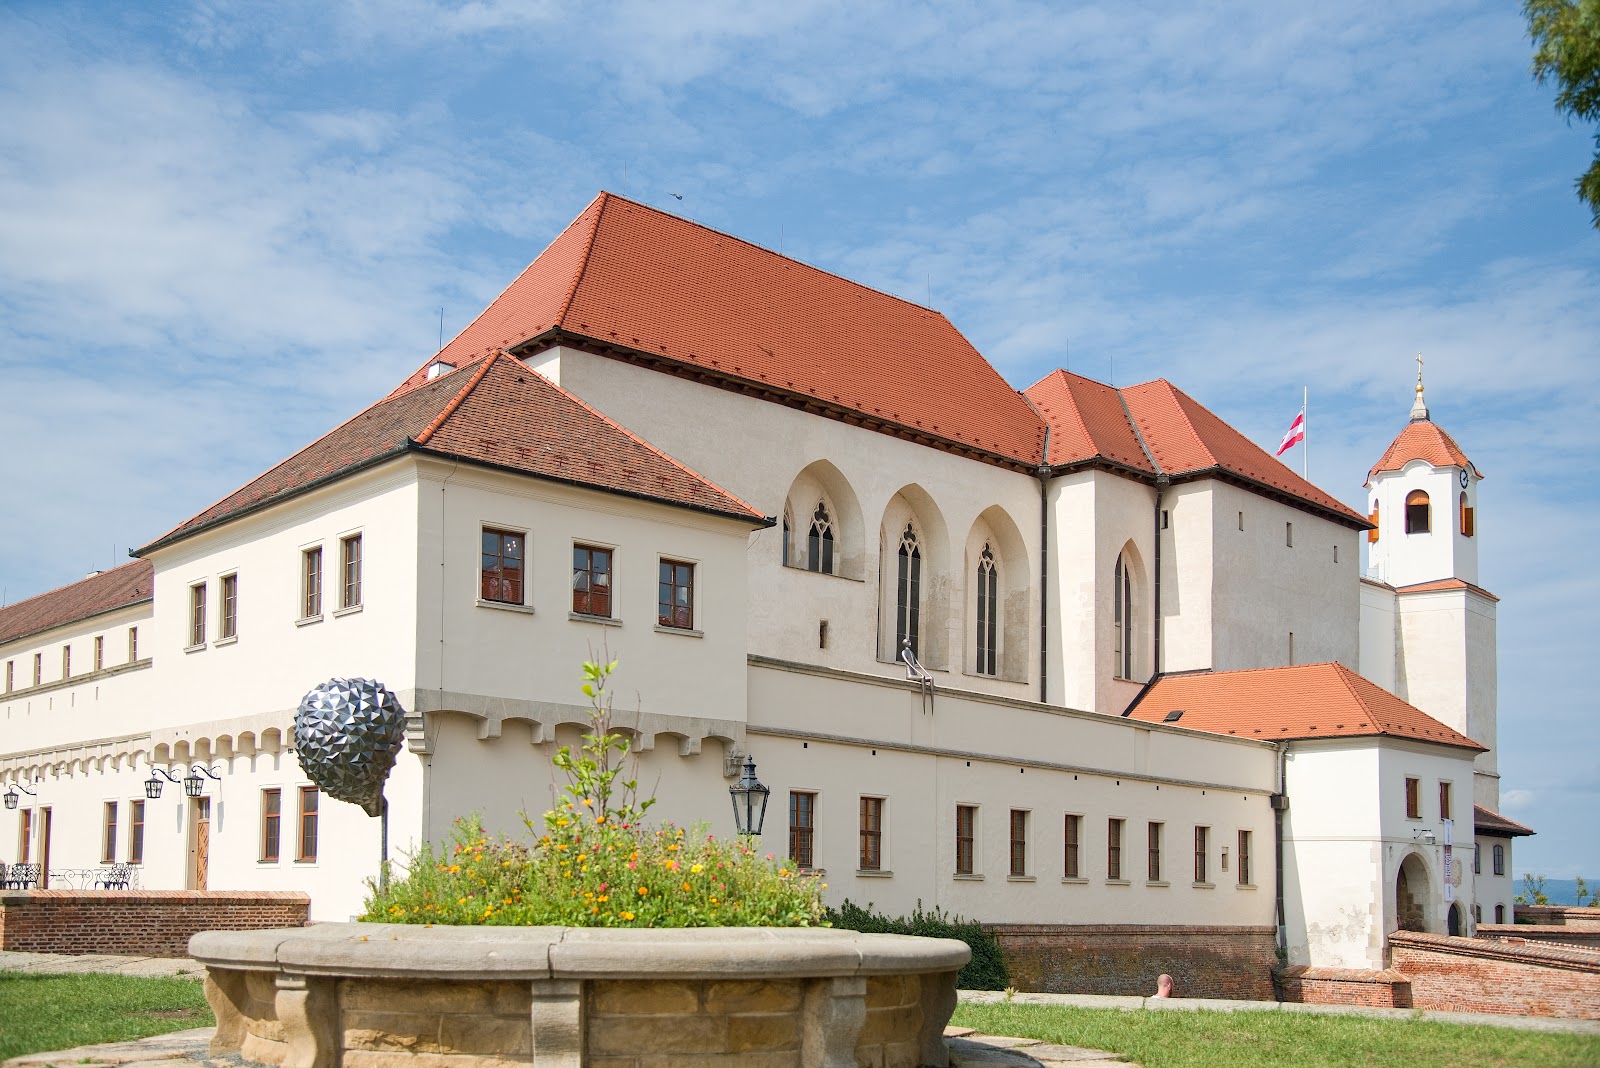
[{"left": 1, "top": 1, "right": 1595, "bottom": 877}]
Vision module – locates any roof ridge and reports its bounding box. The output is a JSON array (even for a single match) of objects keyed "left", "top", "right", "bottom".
[
  {"left": 553, "top": 192, "right": 610, "bottom": 328},
  {"left": 414, "top": 353, "right": 501, "bottom": 445},
  {"left": 517, "top": 362, "right": 767, "bottom": 520},
  {"left": 1114, "top": 380, "right": 1163, "bottom": 476},
  {"left": 0, "top": 559, "right": 149, "bottom": 613}
]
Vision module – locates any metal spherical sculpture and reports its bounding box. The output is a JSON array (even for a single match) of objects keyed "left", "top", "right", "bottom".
[{"left": 293, "top": 678, "right": 407, "bottom": 817}]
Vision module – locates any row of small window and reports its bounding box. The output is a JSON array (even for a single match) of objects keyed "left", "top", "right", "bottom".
[
  {"left": 785, "top": 793, "right": 1254, "bottom": 886},
  {"left": 481, "top": 528, "right": 697, "bottom": 630},
  {"left": 1404, "top": 777, "right": 1455, "bottom": 822},
  {"left": 1368, "top": 491, "right": 1474, "bottom": 544},
  {"left": 4, "top": 629, "right": 139, "bottom": 694},
  {"left": 75, "top": 787, "right": 323, "bottom": 866},
  {"left": 185, "top": 535, "right": 363, "bottom": 648}
]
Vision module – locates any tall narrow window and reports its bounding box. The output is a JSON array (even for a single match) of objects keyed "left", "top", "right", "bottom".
[
  {"left": 4, "top": 660, "right": 11, "bottom": 692},
  {"left": 896, "top": 522, "right": 921, "bottom": 656},
  {"left": 94, "top": 636, "right": 104, "bottom": 671},
  {"left": 658, "top": 559, "right": 694, "bottom": 629},
  {"left": 302, "top": 547, "right": 324, "bottom": 617},
  {"left": 1064, "top": 814, "right": 1082, "bottom": 878},
  {"left": 1147, "top": 822, "right": 1163, "bottom": 882},
  {"left": 1009, "top": 810, "right": 1028, "bottom": 877},
  {"left": 1439, "top": 782, "right": 1452, "bottom": 822},
  {"left": 955, "top": 805, "right": 976, "bottom": 875},
  {"left": 480, "top": 530, "right": 523, "bottom": 605},
  {"left": 129, "top": 800, "right": 144, "bottom": 864},
  {"left": 19, "top": 808, "right": 32, "bottom": 863},
  {"left": 33, "top": 652, "right": 42, "bottom": 685},
  {"left": 1474, "top": 843, "right": 1481, "bottom": 874},
  {"left": 1113, "top": 555, "right": 1134, "bottom": 679},
  {"left": 1368, "top": 501, "right": 1381, "bottom": 544},
  {"left": 128, "top": 627, "right": 138, "bottom": 663},
  {"left": 220, "top": 574, "right": 238, "bottom": 639},
  {"left": 1238, "top": 830, "right": 1252, "bottom": 885},
  {"left": 1405, "top": 490, "right": 1431, "bottom": 534},
  {"left": 781, "top": 507, "right": 792, "bottom": 566},
  {"left": 976, "top": 543, "right": 998, "bottom": 676},
  {"left": 859, "top": 796, "right": 884, "bottom": 871},
  {"left": 341, "top": 534, "right": 363, "bottom": 609},
  {"left": 1460, "top": 492, "right": 1474, "bottom": 537},
  {"left": 1107, "top": 818, "right": 1124, "bottom": 880},
  {"left": 807, "top": 502, "right": 835, "bottom": 574},
  {"left": 1495, "top": 904, "right": 1505, "bottom": 924},
  {"left": 789, "top": 791, "right": 815, "bottom": 870},
  {"left": 572, "top": 545, "right": 613, "bottom": 618},
  {"left": 262, "top": 789, "right": 282, "bottom": 862},
  {"left": 62, "top": 645, "right": 71, "bottom": 678},
  {"left": 297, "top": 786, "right": 319, "bottom": 862},
  {"left": 189, "top": 583, "right": 208, "bottom": 647},
  {"left": 1493, "top": 843, "right": 1505, "bottom": 876},
  {"left": 102, "top": 802, "right": 118, "bottom": 864},
  {"left": 1405, "top": 777, "right": 1421, "bottom": 819},
  {"left": 1194, "top": 826, "right": 1210, "bottom": 883}
]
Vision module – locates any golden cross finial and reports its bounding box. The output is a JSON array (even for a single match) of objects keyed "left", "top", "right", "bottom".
[{"left": 1415, "top": 352, "right": 1424, "bottom": 392}]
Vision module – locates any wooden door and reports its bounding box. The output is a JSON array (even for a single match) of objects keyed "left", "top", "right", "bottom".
[
  {"left": 190, "top": 798, "right": 210, "bottom": 891},
  {"left": 39, "top": 808, "right": 52, "bottom": 888}
]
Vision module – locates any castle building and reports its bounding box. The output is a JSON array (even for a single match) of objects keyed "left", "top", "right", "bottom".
[{"left": 0, "top": 193, "right": 1531, "bottom": 993}]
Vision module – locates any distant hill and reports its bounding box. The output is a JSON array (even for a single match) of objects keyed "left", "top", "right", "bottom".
[{"left": 1515, "top": 876, "right": 1593, "bottom": 905}]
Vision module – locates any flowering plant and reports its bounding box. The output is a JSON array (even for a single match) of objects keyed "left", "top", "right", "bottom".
[{"left": 362, "top": 659, "right": 825, "bottom": 928}]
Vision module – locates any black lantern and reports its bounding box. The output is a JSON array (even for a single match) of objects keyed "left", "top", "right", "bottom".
[
  {"left": 144, "top": 766, "right": 183, "bottom": 799},
  {"left": 4, "top": 779, "right": 39, "bottom": 810},
  {"left": 728, "top": 755, "right": 770, "bottom": 837},
  {"left": 184, "top": 764, "right": 221, "bottom": 797}
]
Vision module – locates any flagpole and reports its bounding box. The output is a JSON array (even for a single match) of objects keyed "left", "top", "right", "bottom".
[{"left": 1302, "top": 386, "right": 1308, "bottom": 481}]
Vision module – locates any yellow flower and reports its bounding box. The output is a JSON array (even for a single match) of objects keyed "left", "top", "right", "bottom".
[
  {"left": 620, "top": 911, "right": 635, "bottom": 920},
  {"left": 690, "top": 864, "right": 703, "bottom": 874},
  {"left": 583, "top": 798, "right": 594, "bottom": 807},
  {"left": 666, "top": 843, "right": 679, "bottom": 852},
  {"left": 448, "top": 865, "right": 460, "bottom": 873},
  {"left": 598, "top": 895, "right": 609, "bottom": 903}
]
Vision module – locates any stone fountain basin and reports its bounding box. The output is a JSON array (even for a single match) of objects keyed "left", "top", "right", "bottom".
[{"left": 191, "top": 922, "right": 970, "bottom": 1068}]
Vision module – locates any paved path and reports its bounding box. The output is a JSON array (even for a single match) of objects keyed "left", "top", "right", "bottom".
[{"left": 0, "top": 951, "right": 201, "bottom": 978}]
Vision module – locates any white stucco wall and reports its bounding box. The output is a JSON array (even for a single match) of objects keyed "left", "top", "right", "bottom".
[{"left": 1366, "top": 458, "right": 1478, "bottom": 589}]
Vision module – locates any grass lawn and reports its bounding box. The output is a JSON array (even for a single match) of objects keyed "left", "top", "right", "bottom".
[
  {"left": 0, "top": 972, "right": 214, "bottom": 1062},
  {"left": 953, "top": 1002, "right": 1600, "bottom": 1068}
]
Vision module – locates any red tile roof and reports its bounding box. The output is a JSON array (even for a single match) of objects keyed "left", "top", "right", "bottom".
[
  {"left": 1473, "top": 804, "right": 1535, "bottom": 837},
  {"left": 1396, "top": 577, "right": 1500, "bottom": 602},
  {"left": 1126, "top": 662, "right": 1487, "bottom": 751},
  {"left": 141, "top": 354, "right": 765, "bottom": 554},
  {"left": 1023, "top": 372, "right": 1366, "bottom": 525},
  {"left": 395, "top": 192, "right": 1048, "bottom": 464},
  {"left": 1367, "top": 419, "right": 1480, "bottom": 485},
  {"left": 0, "top": 560, "right": 153, "bottom": 649}
]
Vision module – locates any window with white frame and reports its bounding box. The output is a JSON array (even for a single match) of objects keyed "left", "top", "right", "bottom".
[
  {"left": 1009, "top": 809, "right": 1028, "bottom": 877},
  {"left": 341, "top": 534, "right": 363, "bottom": 609},
  {"left": 189, "top": 582, "right": 208, "bottom": 647},
  {"left": 220, "top": 573, "right": 238, "bottom": 640},
  {"left": 859, "top": 796, "right": 884, "bottom": 871},
  {"left": 955, "top": 805, "right": 977, "bottom": 876},
  {"left": 481, "top": 529, "right": 525, "bottom": 605},
  {"left": 302, "top": 547, "right": 324, "bottom": 618}
]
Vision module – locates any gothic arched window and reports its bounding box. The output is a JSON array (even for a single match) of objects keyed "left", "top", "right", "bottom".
[
  {"left": 1113, "top": 554, "right": 1134, "bottom": 680},
  {"left": 1405, "top": 490, "right": 1431, "bottom": 534},
  {"left": 807, "top": 502, "right": 835, "bottom": 574},
  {"left": 896, "top": 522, "right": 922, "bottom": 656},
  {"left": 781, "top": 505, "right": 792, "bottom": 566},
  {"left": 976, "top": 543, "right": 998, "bottom": 676}
]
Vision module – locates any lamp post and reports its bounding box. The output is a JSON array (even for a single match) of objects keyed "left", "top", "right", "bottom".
[
  {"left": 3, "top": 778, "right": 39, "bottom": 810},
  {"left": 728, "top": 755, "right": 770, "bottom": 837}
]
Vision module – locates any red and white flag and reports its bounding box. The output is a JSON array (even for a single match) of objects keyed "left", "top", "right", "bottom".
[{"left": 1276, "top": 409, "right": 1306, "bottom": 457}]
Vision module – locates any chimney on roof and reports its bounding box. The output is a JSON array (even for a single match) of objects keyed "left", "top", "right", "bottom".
[
  {"left": 426, "top": 359, "right": 456, "bottom": 381},
  {"left": 87, "top": 570, "right": 103, "bottom": 579}
]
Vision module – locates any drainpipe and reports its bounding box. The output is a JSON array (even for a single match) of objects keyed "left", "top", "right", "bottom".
[
  {"left": 1038, "top": 462, "right": 1050, "bottom": 704},
  {"left": 1152, "top": 475, "right": 1168, "bottom": 677},
  {"left": 1273, "top": 740, "right": 1290, "bottom": 988}
]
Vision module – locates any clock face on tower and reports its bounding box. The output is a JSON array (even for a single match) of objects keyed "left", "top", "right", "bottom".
[{"left": 1459, "top": 468, "right": 1469, "bottom": 488}]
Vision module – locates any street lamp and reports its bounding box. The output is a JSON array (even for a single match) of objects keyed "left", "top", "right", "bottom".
[
  {"left": 728, "top": 755, "right": 770, "bottom": 837},
  {"left": 144, "top": 766, "right": 181, "bottom": 799},
  {"left": 3, "top": 778, "right": 39, "bottom": 810},
  {"left": 184, "top": 765, "right": 221, "bottom": 797}
]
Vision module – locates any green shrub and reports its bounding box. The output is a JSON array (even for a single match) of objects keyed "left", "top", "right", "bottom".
[
  {"left": 362, "top": 659, "right": 826, "bottom": 928},
  {"left": 826, "top": 898, "right": 1008, "bottom": 990}
]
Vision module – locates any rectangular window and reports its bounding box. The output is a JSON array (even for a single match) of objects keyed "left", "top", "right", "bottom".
[
  {"left": 94, "top": 636, "right": 104, "bottom": 671},
  {"left": 1474, "top": 843, "right": 1481, "bottom": 874},
  {"left": 62, "top": 645, "right": 70, "bottom": 679},
  {"left": 1064, "top": 814, "right": 1082, "bottom": 878},
  {"left": 480, "top": 529, "right": 524, "bottom": 604},
  {"left": 1493, "top": 843, "right": 1505, "bottom": 876},
  {"left": 1147, "top": 821, "right": 1163, "bottom": 882},
  {"left": 572, "top": 545, "right": 613, "bottom": 618},
  {"left": 189, "top": 582, "right": 208, "bottom": 646},
  {"left": 1195, "top": 826, "right": 1210, "bottom": 884},
  {"left": 658, "top": 559, "right": 694, "bottom": 629},
  {"left": 4, "top": 660, "right": 11, "bottom": 692},
  {"left": 956, "top": 805, "right": 976, "bottom": 875},
  {"left": 102, "top": 802, "right": 118, "bottom": 864},
  {"left": 297, "top": 786, "right": 319, "bottom": 862},
  {"left": 788, "top": 791, "right": 815, "bottom": 870},
  {"left": 19, "top": 808, "right": 32, "bottom": 863},
  {"left": 340, "top": 534, "right": 363, "bottom": 609},
  {"left": 1009, "top": 810, "right": 1028, "bottom": 877},
  {"left": 220, "top": 573, "right": 238, "bottom": 639},
  {"left": 33, "top": 652, "right": 42, "bottom": 685},
  {"left": 262, "top": 788, "right": 282, "bottom": 862},
  {"left": 1439, "top": 782, "right": 1452, "bottom": 822},
  {"left": 1405, "top": 777, "right": 1420, "bottom": 819},
  {"left": 1107, "top": 818, "right": 1124, "bottom": 880},
  {"left": 1286, "top": 521, "right": 1293, "bottom": 547},
  {"left": 129, "top": 800, "right": 144, "bottom": 864},
  {"left": 302, "top": 547, "right": 324, "bottom": 618},
  {"left": 859, "top": 796, "right": 883, "bottom": 871},
  {"left": 1238, "top": 830, "right": 1252, "bottom": 885},
  {"left": 128, "top": 627, "right": 138, "bottom": 663}
]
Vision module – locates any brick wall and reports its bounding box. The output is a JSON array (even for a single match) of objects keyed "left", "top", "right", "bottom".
[
  {"left": 1277, "top": 966, "right": 1412, "bottom": 1008},
  {"left": 1477, "top": 923, "right": 1600, "bottom": 949},
  {"left": 1515, "top": 905, "right": 1600, "bottom": 930},
  {"left": 0, "top": 890, "right": 309, "bottom": 957},
  {"left": 985, "top": 924, "right": 1278, "bottom": 1000},
  {"left": 1389, "top": 930, "right": 1600, "bottom": 1020}
]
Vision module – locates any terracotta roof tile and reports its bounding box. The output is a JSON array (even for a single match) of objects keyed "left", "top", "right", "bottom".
[
  {"left": 1126, "top": 662, "right": 1487, "bottom": 751},
  {"left": 1473, "top": 804, "right": 1535, "bottom": 837},
  {"left": 0, "top": 560, "right": 153, "bottom": 649},
  {"left": 1367, "top": 419, "right": 1480, "bottom": 485},
  {"left": 1396, "top": 577, "right": 1500, "bottom": 602},
  {"left": 1024, "top": 369, "right": 1156, "bottom": 472},
  {"left": 142, "top": 354, "right": 764, "bottom": 554},
  {"left": 394, "top": 193, "right": 1048, "bottom": 463}
]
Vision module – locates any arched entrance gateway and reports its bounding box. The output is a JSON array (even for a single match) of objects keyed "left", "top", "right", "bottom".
[
  {"left": 1395, "top": 852, "right": 1430, "bottom": 933},
  {"left": 1447, "top": 902, "right": 1463, "bottom": 935}
]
